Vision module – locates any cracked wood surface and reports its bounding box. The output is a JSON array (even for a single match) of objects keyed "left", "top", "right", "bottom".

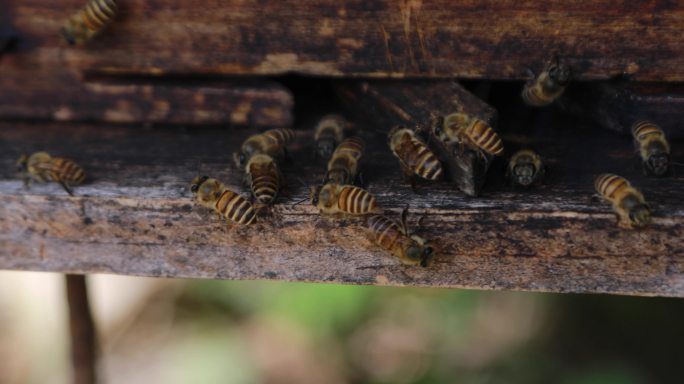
[
  {"left": 0, "top": 121, "right": 682, "bottom": 296},
  {"left": 2, "top": 0, "right": 684, "bottom": 80}
]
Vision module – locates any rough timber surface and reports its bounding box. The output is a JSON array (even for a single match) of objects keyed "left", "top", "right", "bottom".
[
  {"left": 0, "top": 121, "right": 683, "bottom": 297},
  {"left": 3, "top": 0, "right": 684, "bottom": 80}
]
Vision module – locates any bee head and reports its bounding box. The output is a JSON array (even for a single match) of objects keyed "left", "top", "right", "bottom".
[
  {"left": 16, "top": 154, "right": 28, "bottom": 173},
  {"left": 647, "top": 153, "right": 670, "bottom": 176},
  {"left": 430, "top": 116, "right": 445, "bottom": 137},
  {"left": 233, "top": 152, "right": 248, "bottom": 168},
  {"left": 190, "top": 175, "right": 209, "bottom": 194},
  {"left": 629, "top": 204, "right": 652, "bottom": 227},
  {"left": 549, "top": 64, "right": 572, "bottom": 86},
  {"left": 513, "top": 164, "right": 536, "bottom": 186},
  {"left": 405, "top": 245, "right": 434, "bottom": 267},
  {"left": 316, "top": 138, "right": 337, "bottom": 160}
]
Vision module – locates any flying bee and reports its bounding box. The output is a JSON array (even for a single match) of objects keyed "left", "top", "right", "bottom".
[
  {"left": 367, "top": 208, "right": 434, "bottom": 267},
  {"left": 190, "top": 176, "right": 257, "bottom": 225},
  {"left": 521, "top": 58, "right": 572, "bottom": 106},
  {"left": 388, "top": 125, "right": 443, "bottom": 189},
  {"left": 507, "top": 149, "right": 545, "bottom": 187},
  {"left": 309, "top": 183, "right": 377, "bottom": 215},
  {"left": 631, "top": 120, "right": 671, "bottom": 176},
  {"left": 61, "top": 0, "right": 118, "bottom": 45},
  {"left": 233, "top": 128, "right": 295, "bottom": 168},
  {"left": 245, "top": 154, "right": 281, "bottom": 207},
  {"left": 16, "top": 152, "right": 85, "bottom": 196},
  {"left": 314, "top": 114, "right": 346, "bottom": 160},
  {"left": 431, "top": 113, "right": 504, "bottom": 156},
  {"left": 594, "top": 174, "right": 651, "bottom": 228},
  {"left": 325, "top": 136, "right": 365, "bottom": 185}
]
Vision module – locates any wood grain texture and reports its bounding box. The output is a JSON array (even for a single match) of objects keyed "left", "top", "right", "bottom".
[
  {"left": 0, "top": 121, "right": 683, "bottom": 296},
  {"left": 0, "top": 66, "right": 293, "bottom": 126},
  {"left": 2, "top": 0, "right": 684, "bottom": 80},
  {"left": 559, "top": 81, "right": 684, "bottom": 139}
]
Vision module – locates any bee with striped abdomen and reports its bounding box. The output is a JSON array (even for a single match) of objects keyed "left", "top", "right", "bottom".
[
  {"left": 325, "top": 136, "right": 364, "bottom": 185},
  {"left": 310, "top": 183, "right": 377, "bottom": 215},
  {"left": 388, "top": 125, "right": 443, "bottom": 189},
  {"left": 367, "top": 207, "right": 434, "bottom": 267},
  {"left": 594, "top": 174, "right": 651, "bottom": 228},
  {"left": 431, "top": 113, "right": 504, "bottom": 157},
  {"left": 521, "top": 58, "right": 572, "bottom": 106},
  {"left": 245, "top": 154, "right": 281, "bottom": 207},
  {"left": 233, "top": 128, "right": 295, "bottom": 168},
  {"left": 61, "top": 0, "right": 118, "bottom": 45},
  {"left": 507, "top": 149, "right": 545, "bottom": 187},
  {"left": 632, "top": 120, "right": 671, "bottom": 177},
  {"left": 314, "top": 115, "right": 346, "bottom": 161},
  {"left": 16, "top": 152, "right": 85, "bottom": 196},
  {"left": 191, "top": 176, "right": 256, "bottom": 225}
]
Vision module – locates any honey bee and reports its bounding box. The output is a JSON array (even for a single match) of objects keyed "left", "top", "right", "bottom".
[
  {"left": 16, "top": 152, "right": 85, "bottom": 196},
  {"left": 310, "top": 183, "right": 377, "bottom": 215},
  {"left": 325, "top": 136, "right": 365, "bottom": 185},
  {"left": 631, "top": 120, "right": 671, "bottom": 176},
  {"left": 61, "top": 0, "right": 118, "bottom": 46},
  {"left": 595, "top": 174, "right": 651, "bottom": 227},
  {"left": 190, "top": 176, "right": 257, "bottom": 225},
  {"left": 388, "top": 125, "right": 443, "bottom": 188},
  {"left": 431, "top": 113, "right": 504, "bottom": 156},
  {"left": 245, "top": 154, "right": 281, "bottom": 206},
  {"left": 521, "top": 58, "right": 572, "bottom": 106},
  {"left": 367, "top": 208, "right": 434, "bottom": 267},
  {"left": 233, "top": 128, "right": 295, "bottom": 168},
  {"left": 314, "top": 114, "right": 346, "bottom": 160},
  {"left": 507, "top": 149, "right": 545, "bottom": 187}
]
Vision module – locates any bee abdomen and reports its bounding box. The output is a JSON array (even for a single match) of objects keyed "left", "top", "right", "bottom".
[
  {"left": 83, "top": 0, "right": 117, "bottom": 30},
  {"left": 367, "top": 215, "right": 402, "bottom": 250},
  {"left": 335, "top": 137, "right": 364, "bottom": 159},
  {"left": 595, "top": 174, "right": 630, "bottom": 200},
  {"left": 465, "top": 120, "right": 504, "bottom": 155},
  {"left": 413, "top": 143, "right": 443, "bottom": 180},
  {"left": 265, "top": 128, "right": 295, "bottom": 145},
  {"left": 251, "top": 174, "right": 279, "bottom": 204},
  {"left": 632, "top": 120, "right": 664, "bottom": 141},
  {"left": 216, "top": 190, "right": 256, "bottom": 225},
  {"left": 337, "top": 186, "right": 376, "bottom": 214},
  {"left": 51, "top": 158, "right": 86, "bottom": 184}
]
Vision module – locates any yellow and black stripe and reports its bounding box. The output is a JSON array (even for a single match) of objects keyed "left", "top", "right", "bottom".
[
  {"left": 464, "top": 119, "right": 504, "bottom": 156},
  {"left": 367, "top": 214, "right": 403, "bottom": 252},
  {"left": 393, "top": 131, "right": 443, "bottom": 180},
  {"left": 263, "top": 128, "right": 295, "bottom": 146},
  {"left": 326, "top": 136, "right": 364, "bottom": 184},
  {"left": 247, "top": 155, "right": 280, "bottom": 205},
  {"left": 594, "top": 173, "right": 630, "bottom": 201},
  {"left": 62, "top": 0, "right": 118, "bottom": 45},
  {"left": 215, "top": 189, "right": 257, "bottom": 225},
  {"left": 632, "top": 120, "right": 665, "bottom": 141},
  {"left": 337, "top": 185, "right": 376, "bottom": 214},
  {"left": 47, "top": 158, "right": 86, "bottom": 184}
]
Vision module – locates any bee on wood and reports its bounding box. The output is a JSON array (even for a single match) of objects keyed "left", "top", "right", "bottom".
[
  {"left": 314, "top": 114, "right": 346, "bottom": 161},
  {"left": 190, "top": 176, "right": 256, "bottom": 225},
  {"left": 632, "top": 120, "right": 671, "bottom": 177},
  {"left": 245, "top": 154, "right": 281, "bottom": 207},
  {"left": 16, "top": 152, "right": 85, "bottom": 196},
  {"left": 388, "top": 125, "right": 443, "bottom": 189},
  {"left": 233, "top": 128, "right": 295, "bottom": 168},
  {"left": 325, "top": 136, "right": 365, "bottom": 185},
  {"left": 61, "top": 0, "right": 118, "bottom": 46},
  {"left": 594, "top": 174, "right": 651, "bottom": 228},
  {"left": 507, "top": 149, "right": 545, "bottom": 187},
  {"left": 521, "top": 58, "right": 572, "bottom": 106},
  {"left": 431, "top": 113, "right": 504, "bottom": 157},
  {"left": 367, "top": 208, "right": 434, "bottom": 267},
  {"left": 309, "top": 183, "right": 377, "bottom": 215}
]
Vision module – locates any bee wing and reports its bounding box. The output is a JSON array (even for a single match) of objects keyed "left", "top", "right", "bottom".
[
  {"left": 31, "top": 160, "right": 62, "bottom": 174},
  {"left": 399, "top": 207, "right": 410, "bottom": 236}
]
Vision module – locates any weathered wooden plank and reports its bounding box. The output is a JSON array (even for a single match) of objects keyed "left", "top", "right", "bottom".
[
  {"left": 0, "top": 122, "right": 682, "bottom": 296},
  {"left": 2, "top": 0, "right": 684, "bottom": 80},
  {"left": 0, "top": 67, "right": 293, "bottom": 126},
  {"left": 559, "top": 81, "right": 684, "bottom": 139}
]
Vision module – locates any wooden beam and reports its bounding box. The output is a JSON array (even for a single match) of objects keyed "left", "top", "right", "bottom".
[
  {"left": 2, "top": 1, "right": 684, "bottom": 80},
  {"left": 0, "top": 122, "right": 683, "bottom": 296},
  {"left": 0, "top": 67, "right": 293, "bottom": 126}
]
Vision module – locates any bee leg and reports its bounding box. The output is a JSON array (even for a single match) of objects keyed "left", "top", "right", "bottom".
[
  {"left": 22, "top": 177, "right": 31, "bottom": 190},
  {"left": 59, "top": 181, "right": 75, "bottom": 196}
]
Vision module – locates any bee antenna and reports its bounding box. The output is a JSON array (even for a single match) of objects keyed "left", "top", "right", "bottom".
[{"left": 291, "top": 197, "right": 309, "bottom": 208}]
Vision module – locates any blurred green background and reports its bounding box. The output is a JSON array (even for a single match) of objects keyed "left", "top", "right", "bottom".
[{"left": 0, "top": 272, "right": 682, "bottom": 384}]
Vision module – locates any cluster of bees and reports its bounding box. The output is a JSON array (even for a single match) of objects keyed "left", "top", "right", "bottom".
[{"left": 13, "top": 0, "right": 676, "bottom": 266}]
